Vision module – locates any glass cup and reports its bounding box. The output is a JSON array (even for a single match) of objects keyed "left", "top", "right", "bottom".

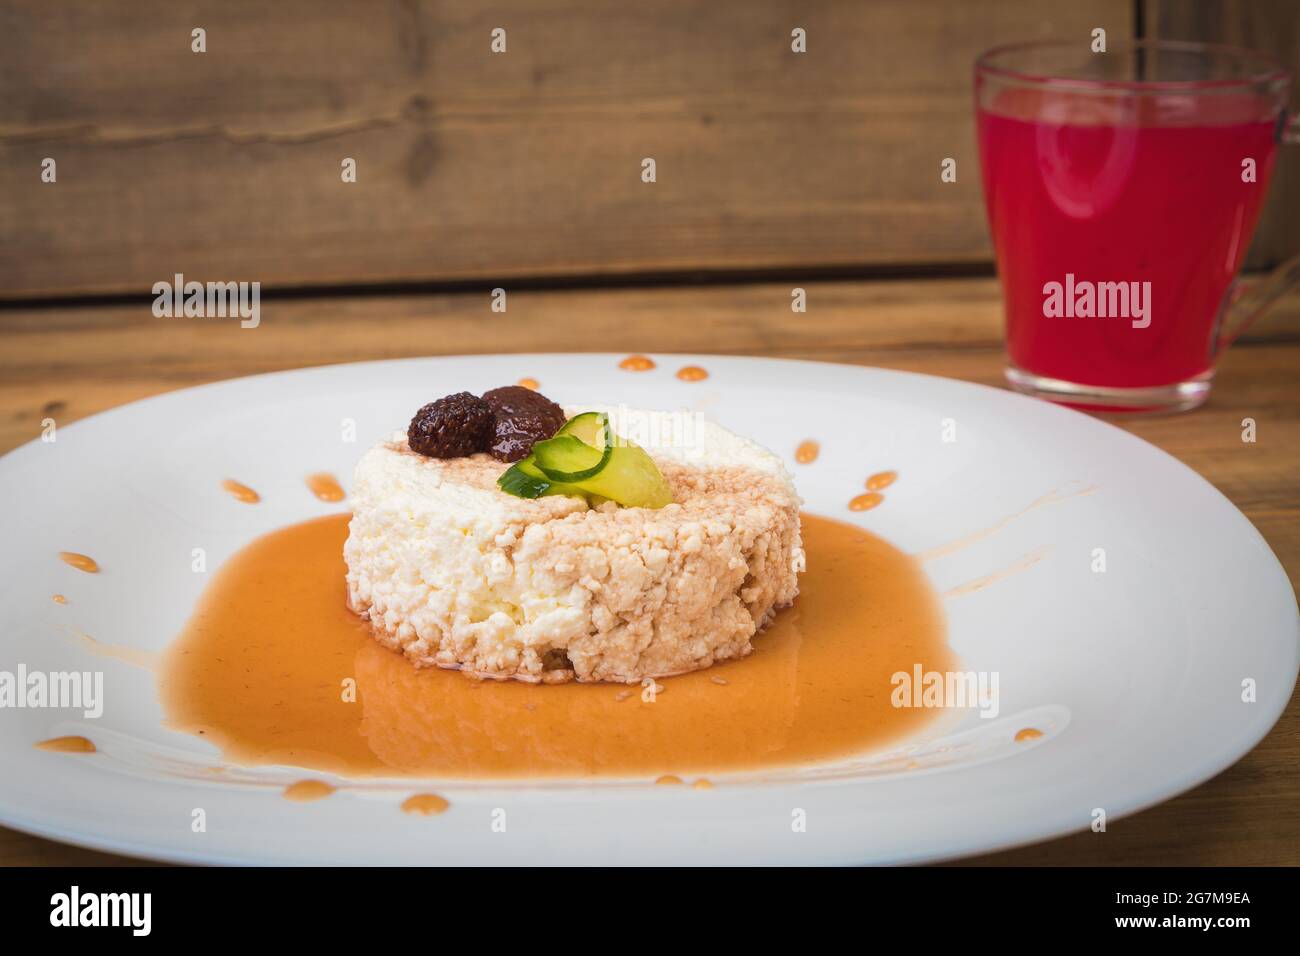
[{"left": 975, "top": 39, "right": 1300, "bottom": 413}]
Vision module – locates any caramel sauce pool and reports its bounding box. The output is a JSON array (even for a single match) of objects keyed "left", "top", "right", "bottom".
[{"left": 160, "top": 513, "right": 953, "bottom": 779}]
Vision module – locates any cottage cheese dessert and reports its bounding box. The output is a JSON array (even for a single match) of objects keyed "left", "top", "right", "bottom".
[{"left": 345, "top": 393, "right": 804, "bottom": 684}]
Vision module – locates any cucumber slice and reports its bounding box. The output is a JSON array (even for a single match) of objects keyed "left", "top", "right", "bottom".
[
  {"left": 498, "top": 456, "right": 589, "bottom": 499},
  {"left": 576, "top": 444, "right": 673, "bottom": 508},
  {"left": 532, "top": 435, "right": 610, "bottom": 482},
  {"left": 497, "top": 411, "right": 672, "bottom": 509},
  {"left": 533, "top": 413, "right": 614, "bottom": 482},
  {"left": 497, "top": 461, "right": 550, "bottom": 498},
  {"left": 555, "top": 411, "right": 610, "bottom": 448}
]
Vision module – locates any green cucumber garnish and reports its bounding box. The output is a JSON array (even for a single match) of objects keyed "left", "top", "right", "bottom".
[
  {"left": 497, "top": 461, "right": 551, "bottom": 499},
  {"left": 496, "top": 410, "right": 672, "bottom": 509},
  {"left": 533, "top": 435, "right": 608, "bottom": 482},
  {"left": 576, "top": 444, "right": 673, "bottom": 509},
  {"left": 534, "top": 412, "right": 616, "bottom": 481},
  {"left": 555, "top": 411, "right": 611, "bottom": 447},
  {"left": 498, "top": 455, "right": 585, "bottom": 499}
]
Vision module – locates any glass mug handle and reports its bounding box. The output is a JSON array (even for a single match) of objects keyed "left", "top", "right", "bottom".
[{"left": 1218, "top": 110, "right": 1300, "bottom": 350}]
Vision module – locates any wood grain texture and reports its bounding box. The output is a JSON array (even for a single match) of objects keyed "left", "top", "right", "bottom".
[
  {"left": 1146, "top": 0, "right": 1300, "bottom": 271},
  {"left": 0, "top": 0, "right": 1130, "bottom": 298},
  {"left": 0, "top": 276, "right": 1297, "bottom": 865}
]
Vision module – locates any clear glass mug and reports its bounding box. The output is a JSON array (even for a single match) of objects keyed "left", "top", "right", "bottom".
[{"left": 975, "top": 39, "right": 1300, "bottom": 413}]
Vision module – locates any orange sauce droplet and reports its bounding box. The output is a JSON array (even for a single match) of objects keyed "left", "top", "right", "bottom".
[
  {"left": 866, "top": 470, "right": 898, "bottom": 492},
  {"left": 516, "top": 377, "right": 540, "bottom": 390},
  {"left": 849, "top": 492, "right": 884, "bottom": 512},
  {"left": 401, "top": 793, "right": 450, "bottom": 815},
  {"left": 676, "top": 365, "right": 708, "bottom": 382},
  {"left": 795, "top": 440, "right": 820, "bottom": 464},
  {"left": 221, "top": 479, "right": 260, "bottom": 504},
  {"left": 655, "top": 774, "right": 684, "bottom": 786},
  {"left": 618, "top": 355, "right": 656, "bottom": 372},
  {"left": 692, "top": 778, "right": 714, "bottom": 790},
  {"left": 35, "top": 736, "right": 96, "bottom": 753},
  {"left": 51, "top": 594, "right": 67, "bottom": 604},
  {"left": 1014, "top": 728, "right": 1044, "bottom": 742},
  {"left": 59, "top": 552, "right": 98, "bottom": 574},
  {"left": 283, "top": 780, "right": 335, "bottom": 801},
  {"left": 306, "top": 473, "right": 345, "bottom": 503}
]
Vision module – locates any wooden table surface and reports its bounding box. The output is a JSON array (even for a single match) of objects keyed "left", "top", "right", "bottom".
[{"left": 1, "top": 275, "right": 1297, "bottom": 866}]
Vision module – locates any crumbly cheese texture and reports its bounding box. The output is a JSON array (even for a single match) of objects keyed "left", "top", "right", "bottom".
[{"left": 344, "top": 407, "right": 805, "bottom": 683}]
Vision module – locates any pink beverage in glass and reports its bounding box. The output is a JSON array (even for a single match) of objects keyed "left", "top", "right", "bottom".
[{"left": 975, "top": 41, "right": 1299, "bottom": 412}]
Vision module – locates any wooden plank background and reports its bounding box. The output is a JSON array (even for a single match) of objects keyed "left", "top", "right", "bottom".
[
  {"left": 0, "top": 0, "right": 1135, "bottom": 298},
  {"left": 1147, "top": 0, "right": 1300, "bottom": 274}
]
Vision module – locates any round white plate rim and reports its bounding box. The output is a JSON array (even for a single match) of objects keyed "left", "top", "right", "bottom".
[{"left": 0, "top": 353, "right": 1295, "bottom": 866}]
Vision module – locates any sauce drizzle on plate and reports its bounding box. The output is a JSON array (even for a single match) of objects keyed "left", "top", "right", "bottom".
[
  {"left": 35, "top": 736, "right": 96, "bottom": 753},
  {"left": 306, "top": 473, "right": 345, "bottom": 502},
  {"left": 401, "top": 794, "right": 450, "bottom": 815},
  {"left": 159, "top": 512, "right": 953, "bottom": 780},
  {"left": 283, "top": 780, "right": 335, "bottom": 802},
  {"left": 221, "top": 479, "right": 260, "bottom": 504},
  {"left": 59, "top": 552, "right": 99, "bottom": 574},
  {"left": 866, "top": 470, "right": 897, "bottom": 491}
]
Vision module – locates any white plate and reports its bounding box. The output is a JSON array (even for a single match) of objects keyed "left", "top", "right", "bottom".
[{"left": 0, "top": 354, "right": 1295, "bottom": 865}]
